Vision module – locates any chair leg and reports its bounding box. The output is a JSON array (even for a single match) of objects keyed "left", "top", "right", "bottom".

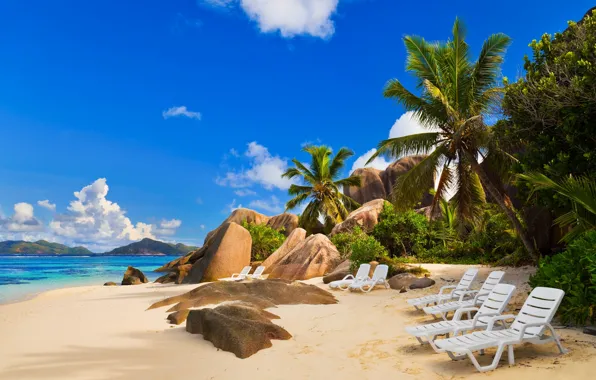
[
  {"left": 545, "top": 324, "right": 569, "bottom": 354},
  {"left": 468, "top": 344, "right": 506, "bottom": 372},
  {"left": 507, "top": 345, "right": 515, "bottom": 365}
]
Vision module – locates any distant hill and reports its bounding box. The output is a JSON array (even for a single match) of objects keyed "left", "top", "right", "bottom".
[
  {"left": 0, "top": 240, "right": 94, "bottom": 255},
  {"left": 105, "top": 238, "right": 198, "bottom": 256}
]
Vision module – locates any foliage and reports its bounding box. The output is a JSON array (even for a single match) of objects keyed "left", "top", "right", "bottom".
[
  {"left": 366, "top": 18, "right": 534, "bottom": 256},
  {"left": 529, "top": 231, "right": 596, "bottom": 325},
  {"left": 282, "top": 145, "right": 361, "bottom": 234},
  {"left": 0, "top": 240, "right": 94, "bottom": 255},
  {"left": 330, "top": 226, "right": 367, "bottom": 260},
  {"left": 519, "top": 172, "right": 596, "bottom": 243},
  {"left": 372, "top": 203, "right": 436, "bottom": 257},
  {"left": 501, "top": 11, "right": 596, "bottom": 210},
  {"left": 241, "top": 222, "right": 286, "bottom": 261},
  {"left": 106, "top": 238, "right": 198, "bottom": 255},
  {"left": 349, "top": 234, "right": 388, "bottom": 271},
  {"left": 378, "top": 255, "right": 429, "bottom": 277}
]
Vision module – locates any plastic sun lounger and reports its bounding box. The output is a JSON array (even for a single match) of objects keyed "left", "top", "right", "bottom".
[
  {"left": 407, "top": 268, "right": 479, "bottom": 310},
  {"left": 405, "top": 283, "right": 516, "bottom": 352},
  {"left": 219, "top": 266, "right": 252, "bottom": 281},
  {"left": 434, "top": 287, "right": 568, "bottom": 373},
  {"left": 329, "top": 264, "right": 371, "bottom": 290},
  {"left": 423, "top": 271, "right": 506, "bottom": 320},
  {"left": 348, "top": 264, "right": 389, "bottom": 293},
  {"left": 247, "top": 266, "right": 266, "bottom": 280}
]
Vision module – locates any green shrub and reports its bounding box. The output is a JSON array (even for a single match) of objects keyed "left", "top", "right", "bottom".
[
  {"left": 529, "top": 231, "right": 596, "bottom": 325},
  {"left": 349, "top": 235, "right": 388, "bottom": 271},
  {"left": 241, "top": 221, "right": 286, "bottom": 261},
  {"left": 372, "top": 204, "right": 435, "bottom": 257},
  {"left": 330, "top": 226, "right": 367, "bottom": 260}
]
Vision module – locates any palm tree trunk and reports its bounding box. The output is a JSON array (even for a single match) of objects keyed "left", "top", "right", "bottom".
[{"left": 469, "top": 158, "right": 539, "bottom": 261}]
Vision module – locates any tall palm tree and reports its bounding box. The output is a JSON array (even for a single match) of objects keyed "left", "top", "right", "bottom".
[
  {"left": 366, "top": 18, "right": 537, "bottom": 257},
  {"left": 519, "top": 172, "right": 596, "bottom": 242},
  {"left": 283, "top": 145, "right": 361, "bottom": 232}
]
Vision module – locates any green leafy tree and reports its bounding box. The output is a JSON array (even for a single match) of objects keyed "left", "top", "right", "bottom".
[
  {"left": 282, "top": 145, "right": 361, "bottom": 233},
  {"left": 241, "top": 222, "right": 286, "bottom": 261},
  {"left": 502, "top": 10, "right": 596, "bottom": 209},
  {"left": 366, "top": 18, "right": 536, "bottom": 257},
  {"left": 349, "top": 235, "right": 388, "bottom": 271},
  {"left": 330, "top": 226, "right": 367, "bottom": 260}
]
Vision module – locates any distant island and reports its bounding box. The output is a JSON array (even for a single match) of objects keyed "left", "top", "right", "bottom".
[{"left": 0, "top": 238, "right": 198, "bottom": 256}]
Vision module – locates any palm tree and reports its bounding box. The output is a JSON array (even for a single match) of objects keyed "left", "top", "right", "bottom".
[
  {"left": 366, "top": 18, "right": 537, "bottom": 257},
  {"left": 519, "top": 172, "right": 596, "bottom": 242},
  {"left": 282, "top": 145, "right": 361, "bottom": 233}
]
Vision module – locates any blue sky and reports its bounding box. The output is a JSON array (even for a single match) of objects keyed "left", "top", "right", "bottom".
[{"left": 0, "top": 0, "right": 592, "bottom": 251}]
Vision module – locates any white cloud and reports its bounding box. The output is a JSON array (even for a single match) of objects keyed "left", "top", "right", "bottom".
[
  {"left": 154, "top": 219, "right": 182, "bottom": 236},
  {"left": 0, "top": 202, "right": 44, "bottom": 232},
  {"left": 216, "top": 142, "right": 295, "bottom": 191},
  {"left": 350, "top": 148, "right": 392, "bottom": 173},
  {"left": 248, "top": 195, "right": 283, "bottom": 214},
  {"left": 203, "top": 0, "right": 339, "bottom": 39},
  {"left": 224, "top": 199, "right": 243, "bottom": 213},
  {"left": 235, "top": 189, "right": 257, "bottom": 197},
  {"left": 37, "top": 199, "right": 56, "bottom": 211},
  {"left": 162, "top": 106, "right": 202, "bottom": 120},
  {"left": 229, "top": 148, "right": 240, "bottom": 157},
  {"left": 389, "top": 111, "right": 437, "bottom": 138}
]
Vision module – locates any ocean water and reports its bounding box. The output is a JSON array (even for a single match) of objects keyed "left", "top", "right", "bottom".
[{"left": 0, "top": 255, "right": 177, "bottom": 304}]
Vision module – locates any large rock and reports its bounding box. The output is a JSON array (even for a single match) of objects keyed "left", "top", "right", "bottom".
[
  {"left": 262, "top": 228, "right": 306, "bottom": 272},
  {"left": 343, "top": 156, "right": 433, "bottom": 206},
  {"left": 322, "top": 260, "right": 351, "bottom": 284},
  {"left": 204, "top": 208, "right": 269, "bottom": 244},
  {"left": 388, "top": 273, "right": 418, "bottom": 290},
  {"left": 266, "top": 213, "right": 299, "bottom": 236},
  {"left": 267, "top": 234, "right": 341, "bottom": 281},
  {"left": 185, "top": 303, "right": 292, "bottom": 359},
  {"left": 331, "top": 199, "right": 387, "bottom": 235},
  {"left": 184, "top": 222, "right": 252, "bottom": 283},
  {"left": 121, "top": 266, "right": 148, "bottom": 285},
  {"left": 409, "top": 277, "right": 435, "bottom": 289},
  {"left": 344, "top": 168, "right": 386, "bottom": 205}
]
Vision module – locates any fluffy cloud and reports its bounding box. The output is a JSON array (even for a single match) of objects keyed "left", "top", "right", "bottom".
[
  {"left": 235, "top": 189, "right": 257, "bottom": 197},
  {"left": 389, "top": 111, "right": 436, "bottom": 138},
  {"left": 216, "top": 142, "right": 294, "bottom": 191},
  {"left": 154, "top": 219, "right": 182, "bottom": 236},
  {"left": 203, "top": 0, "right": 339, "bottom": 38},
  {"left": 350, "top": 148, "right": 393, "bottom": 173},
  {"left": 0, "top": 203, "right": 44, "bottom": 232},
  {"left": 248, "top": 195, "right": 283, "bottom": 214},
  {"left": 162, "top": 106, "right": 202, "bottom": 120},
  {"left": 37, "top": 199, "right": 56, "bottom": 211}
]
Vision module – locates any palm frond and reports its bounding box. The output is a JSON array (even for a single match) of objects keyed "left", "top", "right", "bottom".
[
  {"left": 285, "top": 193, "right": 310, "bottom": 212},
  {"left": 366, "top": 132, "right": 441, "bottom": 165},
  {"left": 287, "top": 184, "right": 313, "bottom": 196},
  {"left": 431, "top": 163, "right": 454, "bottom": 214},
  {"left": 452, "top": 158, "right": 486, "bottom": 221},
  {"left": 471, "top": 33, "right": 511, "bottom": 96},
  {"left": 329, "top": 147, "right": 354, "bottom": 178},
  {"left": 334, "top": 175, "right": 362, "bottom": 188},
  {"left": 403, "top": 35, "right": 441, "bottom": 88}
]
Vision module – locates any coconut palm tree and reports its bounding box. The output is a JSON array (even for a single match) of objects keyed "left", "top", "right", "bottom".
[
  {"left": 366, "top": 18, "right": 537, "bottom": 257},
  {"left": 519, "top": 172, "right": 596, "bottom": 242},
  {"left": 282, "top": 145, "right": 361, "bottom": 233}
]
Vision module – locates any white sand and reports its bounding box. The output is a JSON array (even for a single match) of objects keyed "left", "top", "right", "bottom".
[{"left": 1, "top": 264, "right": 595, "bottom": 379}]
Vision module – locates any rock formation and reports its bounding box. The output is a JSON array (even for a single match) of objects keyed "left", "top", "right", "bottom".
[
  {"left": 121, "top": 266, "right": 148, "bottom": 285},
  {"left": 344, "top": 155, "right": 433, "bottom": 206},
  {"left": 262, "top": 228, "right": 306, "bottom": 272},
  {"left": 266, "top": 213, "right": 299, "bottom": 236},
  {"left": 388, "top": 273, "right": 435, "bottom": 290},
  {"left": 204, "top": 208, "right": 269, "bottom": 244},
  {"left": 185, "top": 303, "right": 292, "bottom": 359},
  {"left": 267, "top": 234, "right": 341, "bottom": 281},
  {"left": 322, "top": 260, "right": 351, "bottom": 284},
  {"left": 330, "top": 199, "right": 387, "bottom": 235}
]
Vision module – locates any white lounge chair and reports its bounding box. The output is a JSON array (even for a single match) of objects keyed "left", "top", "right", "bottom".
[
  {"left": 434, "top": 287, "right": 568, "bottom": 372},
  {"left": 247, "top": 266, "right": 266, "bottom": 280},
  {"left": 219, "top": 266, "right": 252, "bottom": 281},
  {"left": 349, "top": 264, "right": 389, "bottom": 292},
  {"left": 405, "top": 283, "right": 516, "bottom": 352},
  {"left": 329, "top": 263, "right": 371, "bottom": 290},
  {"left": 423, "top": 271, "right": 506, "bottom": 320},
  {"left": 407, "top": 268, "right": 479, "bottom": 310}
]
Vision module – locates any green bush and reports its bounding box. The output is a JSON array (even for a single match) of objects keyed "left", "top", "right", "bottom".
[
  {"left": 529, "top": 231, "right": 596, "bottom": 325},
  {"left": 372, "top": 204, "right": 435, "bottom": 257},
  {"left": 330, "top": 226, "right": 367, "bottom": 260},
  {"left": 241, "top": 221, "right": 286, "bottom": 261},
  {"left": 349, "top": 234, "right": 388, "bottom": 271}
]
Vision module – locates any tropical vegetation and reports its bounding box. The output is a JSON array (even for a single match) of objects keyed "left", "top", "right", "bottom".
[
  {"left": 241, "top": 221, "right": 287, "bottom": 261},
  {"left": 282, "top": 145, "right": 361, "bottom": 233}
]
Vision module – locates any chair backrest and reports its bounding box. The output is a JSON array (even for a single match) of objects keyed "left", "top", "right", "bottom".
[
  {"left": 455, "top": 268, "right": 479, "bottom": 291},
  {"left": 355, "top": 264, "right": 371, "bottom": 280},
  {"left": 371, "top": 264, "right": 389, "bottom": 281},
  {"left": 476, "top": 271, "right": 505, "bottom": 303},
  {"left": 239, "top": 266, "right": 251, "bottom": 275},
  {"left": 251, "top": 266, "right": 265, "bottom": 276},
  {"left": 476, "top": 284, "right": 516, "bottom": 324},
  {"left": 510, "top": 287, "right": 565, "bottom": 336}
]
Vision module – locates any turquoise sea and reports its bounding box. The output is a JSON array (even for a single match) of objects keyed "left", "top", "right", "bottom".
[{"left": 0, "top": 255, "right": 177, "bottom": 304}]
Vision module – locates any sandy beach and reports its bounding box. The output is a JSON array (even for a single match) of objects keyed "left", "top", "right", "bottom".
[{"left": 1, "top": 264, "right": 595, "bottom": 380}]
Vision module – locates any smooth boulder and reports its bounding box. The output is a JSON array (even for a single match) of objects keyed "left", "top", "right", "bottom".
[
  {"left": 204, "top": 208, "right": 269, "bottom": 245},
  {"left": 331, "top": 199, "right": 387, "bottom": 235},
  {"left": 103, "top": 281, "right": 118, "bottom": 286},
  {"left": 121, "top": 266, "right": 148, "bottom": 285},
  {"left": 344, "top": 168, "right": 386, "bottom": 205},
  {"left": 262, "top": 228, "right": 306, "bottom": 272},
  {"left": 409, "top": 277, "right": 435, "bottom": 289},
  {"left": 322, "top": 260, "right": 351, "bottom": 284},
  {"left": 266, "top": 213, "right": 299, "bottom": 236},
  {"left": 267, "top": 234, "right": 341, "bottom": 281}
]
